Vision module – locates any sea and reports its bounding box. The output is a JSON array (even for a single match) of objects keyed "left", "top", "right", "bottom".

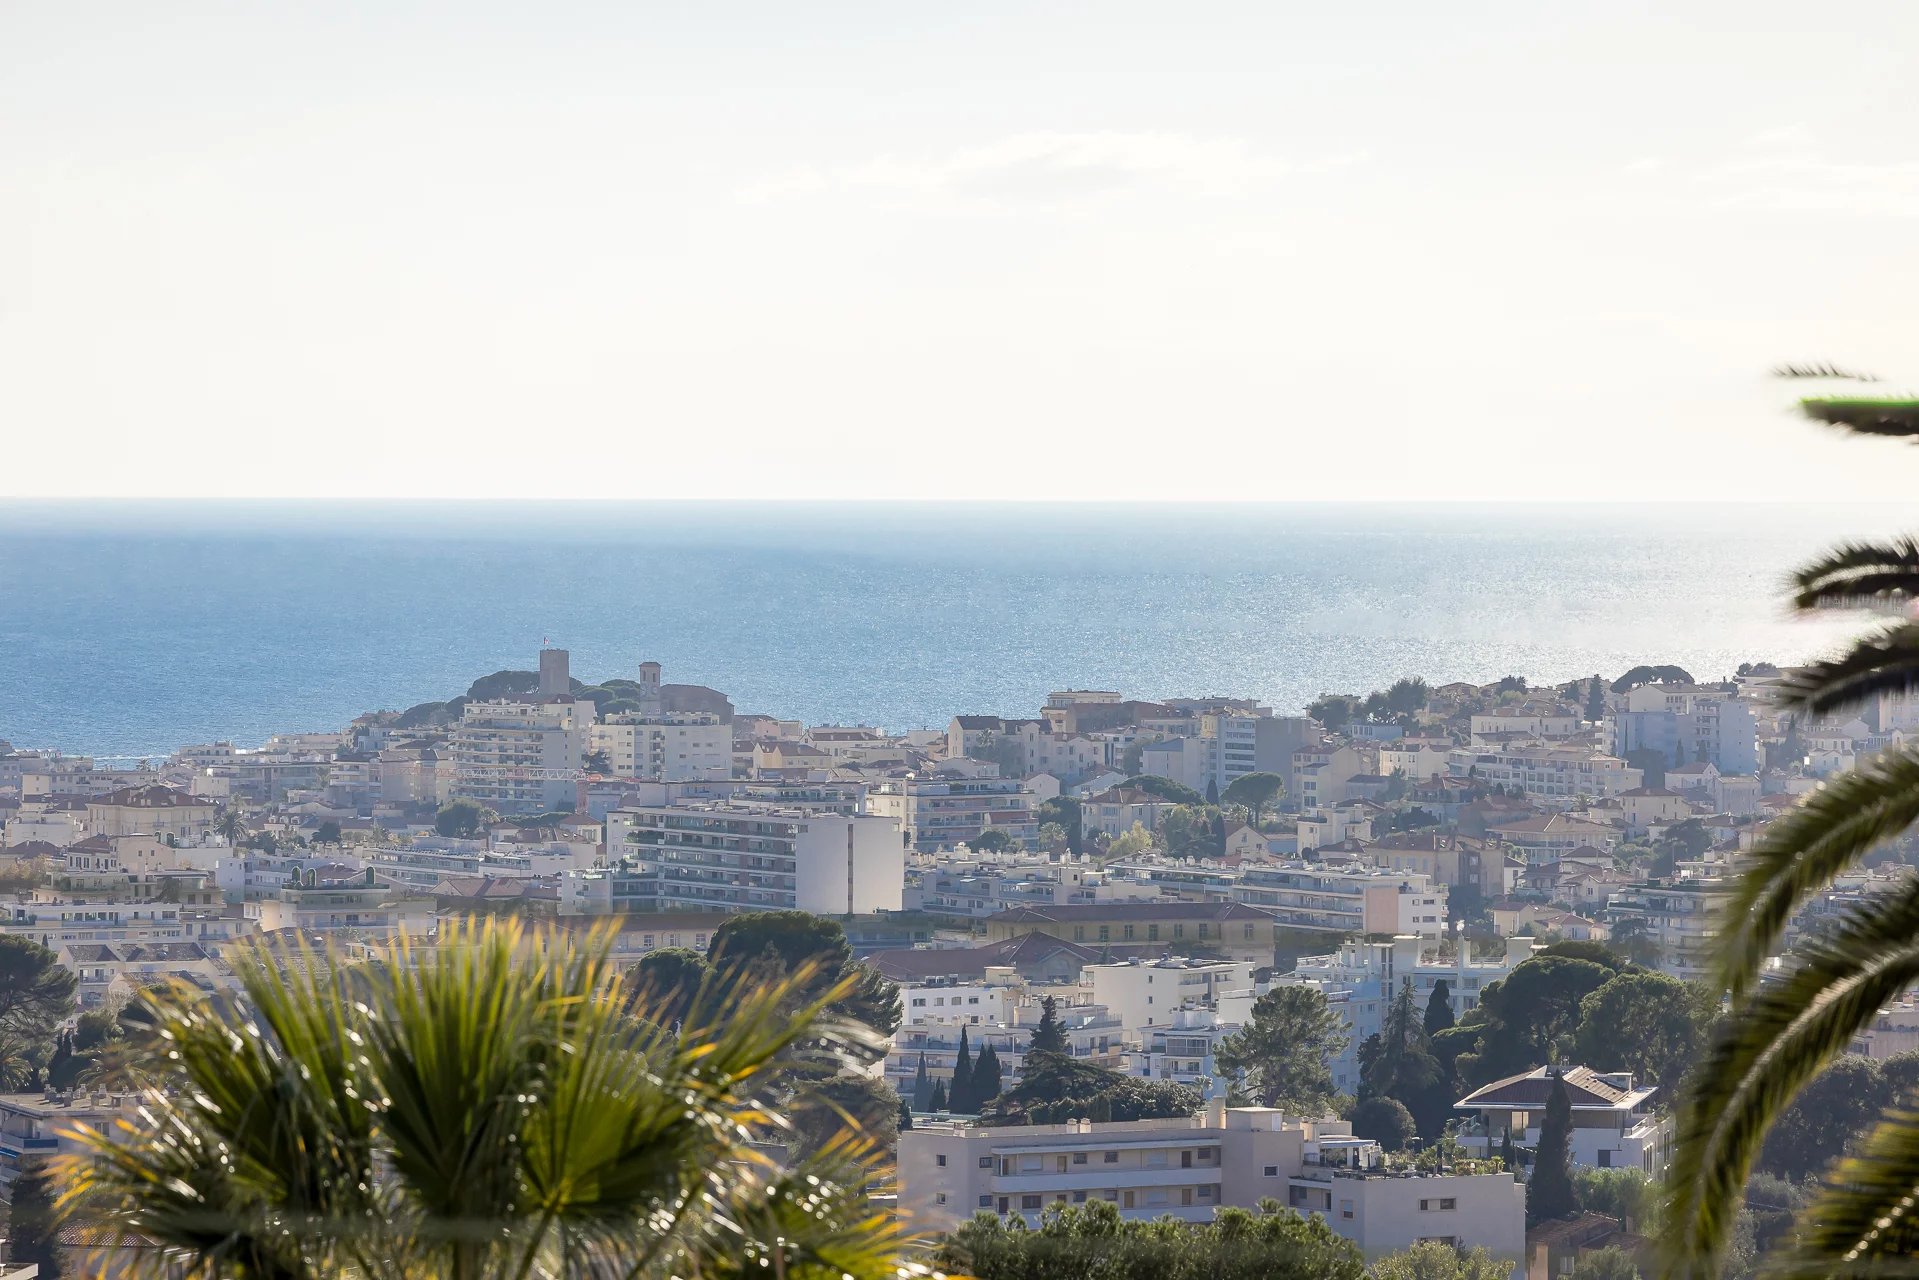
[{"left": 0, "top": 500, "right": 1906, "bottom": 763}]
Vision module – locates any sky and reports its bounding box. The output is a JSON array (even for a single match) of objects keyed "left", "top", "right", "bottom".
[{"left": 3, "top": 2, "right": 1917, "bottom": 501}]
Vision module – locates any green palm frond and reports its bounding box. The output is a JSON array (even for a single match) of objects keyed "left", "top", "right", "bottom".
[
  {"left": 1770, "top": 623, "right": 1919, "bottom": 717},
  {"left": 1792, "top": 539, "right": 1919, "bottom": 611},
  {"left": 1773, "top": 1105, "right": 1919, "bottom": 1278},
  {"left": 1713, "top": 744, "right": 1919, "bottom": 999},
  {"left": 54, "top": 918, "right": 913, "bottom": 1280},
  {"left": 1663, "top": 880, "right": 1919, "bottom": 1279},
  {"left": 1801, "top": 399, "right": 1919, "bottom": 440}
]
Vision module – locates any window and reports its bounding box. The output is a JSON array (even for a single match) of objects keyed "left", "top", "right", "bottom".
[
  {"left": 1263, "top": 1165, "right": 1280, "bottom": 1177},
  {"left": 1340, "top": 1199, "right": 1354, "bottom": 1220},
  {"left": 1598, "top": 1149, "right": 1614, "bottom": 1168},
  {"left": 978, "top": 1156, "right": 993, "bottom": 1169},
  {"left": 1021, "top": 1196, "right": 1043, "bottom": 1211},
  {"left": 1174, "top": 924, "right": 1185, "bottom": 939},
  {"left": 1123, "top": 925, "right": 1136, "bottom": 940},
  {"left": 1098, "top": 925, "right": 1110, "bottom": 942},
  {"left": 936, "top": 1193, "right": 948, "bottom": 1206},
  {"left": 1072, "top": 1152, "right": 1088, "bottom": 1164},
  {"left": 1148, "top": 925, "right": 1160, "bottom": 942},
  {"left": 1072, "top": 1190, "right": 1088, "bottom": 1203},
  {"left": 1198, "top": 1185, "right": 1216, "bottom": 1200},
  {"left": 979, "top": 1196, "right": 994, "bottom": 1208},
  {"left": 935, "top": 1154, "right": 947, "bottom": 1167},
  {"left": 998, "top": 1198, "right": 1010, "bottom": 1214}
]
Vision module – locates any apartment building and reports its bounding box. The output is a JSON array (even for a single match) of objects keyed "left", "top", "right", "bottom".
[
  {"left": 589, "top": 712, "right": 731, "bottom": 781},
  {"left": 452, "top": 697, "right": 590, "bottom": 815},
  {"left": 899, "top": 1106, "right": 1525, "bottom": 1269},
  {"left": 1612, "top": 684, "right": 1760, "bottom": 775},
  {"left": 1232, "top": 865, "right": 1448, "bottom": 938},
  {"left": 84, "top": 784, "right": 216, "bottom": 842},
  {"left": 1130, "top": 1007, "right": 1241, "bottom": 1096},
  {"left": 885, "top": 996, "right": 1129, "bottom": 1099},
  {"left": 867, "top": 774, "right": 1039, "bottom": 853},
  {"left": 1456, "top": 1066, "right": 1673, "bottom": 1176},
  {"left": 594, "top": 798, "right": 904, "bottom": 914},
  {"left": 1604, "top": 878, "right": 1727, "bottom": 979},
  {"left": 1084, "top": 956, "right": 1256, "bottom": 1031},
  {"left": 1469, "top": 709, "right": 1581, "bottom": 742},
  {"left": 1446, "top": 745, "right": 1642, "bottom": 801}
]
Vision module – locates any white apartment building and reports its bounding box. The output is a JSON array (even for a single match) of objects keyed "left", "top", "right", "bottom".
[
  {"left": 1130, "top": 1007, "right": 1242, "bottom": 1097},
  {"left": 903, "top": 980, "right": 1013, "bottom": 1028},
  {"left": 1456, "top": 1066, "right": 1673, "bottom": 1176},
  {"left": 1083, "top": 956, "right": 1255, "bottom": 1033},
  {"left": 1269, "top": 936, "right": 1540, "bottom": 1095},
  {"left": 899, "top": 1106, "right": 1525, "bottom": 1271},
  {"left": 1447, "top": 745, "right": 1643, "bottom": 801},
  {"left": 1232, "top": 864, "right": 1448, "bottom": 938},
  {"left": 1469, "top": 710, "right": 1580, "bottom": 743},
  {"left": 452, "top": 698, "right": 590, "bottom": 814},
  {"left": 1380, "top": 743, "right": 1452, "bottom": 782},
  {"left": 600, "top": 798, "right": 904, "bottom": 914},
  {"left": 589, "top": 713, "right": 731, "bottom": 781},
  {"left": 85, "top": 784, "right": 217, "bottom": 842},
  {"left": 1854, "top": 997, "right": 1919, "bottom": 1059},
  {"left": 867, "top": 774, "right": 1039, "bottom": 853},
  {"left": 1605, "top": 878, "right": 1726, "bottom": 979},
  {"left": 885, "top": 997, "right": 1129, "bottom": 1099}
]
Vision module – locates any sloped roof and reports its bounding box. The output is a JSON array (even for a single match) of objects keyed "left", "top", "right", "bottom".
[{"left": 1455, "top": 1065, "right": 1651, "bottom": 1111}]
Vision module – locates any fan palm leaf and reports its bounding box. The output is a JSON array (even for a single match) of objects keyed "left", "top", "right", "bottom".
[
  {"left": 1664, "top": 880, "right": 1919, "bottom": 1277},
  {"left": 1791, "top": 538, "right": 1919, "bottom": 611},
  {"left": 1769, "top": 623, "right": 1919, "bottom": 717},
  {"left": 1713, "top": 744, "right": 1919, "bottom": 999},
  {"left": 54, "top": 918, "right": 915, "bottom": 1280}
]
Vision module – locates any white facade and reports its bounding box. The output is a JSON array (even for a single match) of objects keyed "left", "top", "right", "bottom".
[
  {"left": 604, "top": 799, "right": 904, "bottom": 914},
  {"left": 589, "top": 714, "right": 731, "bottom": 781},
  {"left": 867, "top": 775, "right": 1040, "bottom": 853},
  {"left": 1083, "top": 957, "right": 1256, "bottom": 1034},
  {"left": 452, "top": 698, "right": 590, "bottom": 814}
]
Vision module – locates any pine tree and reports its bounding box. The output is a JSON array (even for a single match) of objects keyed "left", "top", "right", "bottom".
[
  {"left": 1030, "top": 996, "right": 1068, "bottom": 1054},
  {"left": 973, "top": 1041, "right": 1003, "bottom": 1104},
  {"left": 1423, "top": 979, "right": 1455, "bottom": 1038},
  {"left": 911, "top": 1051, "right": 932, "bottom": 1111},
  {"left": 950, "top": 1025, "right": 975, "bottom": 1113},
  {"left": 928, "top": 1078, "right": 948, "bottom": 1112},
  {"left": 1528, "top": 1072, "right": 1577, "bottom": 1224}
]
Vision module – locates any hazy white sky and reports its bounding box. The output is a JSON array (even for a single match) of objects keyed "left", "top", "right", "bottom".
[{"left": 4, "top": 2, "right": 1917, "bottom": 500}]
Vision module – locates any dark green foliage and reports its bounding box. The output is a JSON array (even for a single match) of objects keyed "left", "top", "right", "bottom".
[
  {"left": 1120, "top": 776, "right": 1205, "bottom": 806},
  {"left": 626, "top": 947, "right": 709, "bottom": 1027},
  {"left": 1610, "top": 665, "right": 1694, "bottom": 693},
  {"left": 1622, "top": 748, "right": 1669, "bottom": 790},
  {"left": 1214, "top": 985, "right": 1346, "bottom": 1115},
  {"left": 1029, "top": 996, "right": 1068, "bottom": 1054},
  {"left": 912, "top": 1053, "right": 932, "bottom": 1111},
  {"left": 1205, "top": 778, "right": 1220, "bottom": 806},
  {"left": 788, "top": 1072, "right": 901, "bottom": 1159},
  {"left": 1448, "top": 955, "right": 1616, "bottom": 1081},
  {"left": 1035, "top": 797, "right": 1083, "bottom": 853},
  {"left": 395, "top": 701, "right": 449, "bottom": 728},
  {"left": 1570, "top": 1245, "right": 1641, "bottom": 1280},
  {"left": 1221, "top": 773, "right": 1286, "bottom": 826},
  {"left": 940, "top": 1197, "right": 1366, "bottom": 1280},
  {"left": 0, "top": 936, "right": 75, "bottom": 1040},
  {"left": 465, "top": 669, "right": 542, "bottom": 701},
  {"left": 1357, "top": 979, "right": 1451, "bottom": 1139},
  {"left": 313, "top": 821, "right": 342, "bottom": 846},
  {"left": 929, "top": 1078, "right": 949, "bottom": 1112},
  {"left": 979, "top": 1051, "right": 1198, "bottom": 1126},
  {"left": 950, "top": 1025, "right": 975, "bottom": 1113},
  {"left": 1424, "top": 980, "right": 1455, "bottom": 1038},
  {"left": 974, "top": 1041, "right": 1003, "bottom": 1105},
  {"left": 1350, "top": 1096, "right": 1417, "bottom": 1151},
  {"left": 973, "top": 829, "right": 1014, "bottom": 853},
  {"left": 434, "top": 799, "right": 488, "bottom": 839},
  {"left": 1756, "top": 1055, "right": 1896, "bottom": 1181},
  {"left": 1586, "top": 675, "right": 1607, "bottom": 723},
  {"left": 1573, "top": 971, "right": 1713, "bottom": 1093},
  {"left": 1528, "top": 1073, "right": 1576, "bottom": 1224},
  {"left": 898, "top": 1098, "right": 913, "bottom": 1131},
  {"left": 8, "top": 1158, "right": 61, "bottom": 1279},
  {"left": 1309, "top": 694, "right": 1357, "bottom": 731}
]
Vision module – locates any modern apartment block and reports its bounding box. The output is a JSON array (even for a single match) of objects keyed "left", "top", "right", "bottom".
[
  {"left": 898, "top": 1105, "right": 1525, "bottom": 1269},
  {"left": 1612, "top": 683, "right": 1760, "bottom": 775},
  {"left": 594, "top": 798, "right": 904, "bottom": 914},
  {"left": 588, "top": 712, "right": 731, "bottom": 781},
  {"left": 452, "top": 697, "right": 590, "bottom": 814},
  {"left": 866, "top": 774, "right": 1039, "bottom": 853},
  {"left": 1455, "top": 1066, "right": 1673, "bottom": 1175},
  {"left": 1445, "top": 744, "right": 1643, "bottom": 801},
  {"left": 1231, "top": 865, "right": 1448, "bottom": 937}
]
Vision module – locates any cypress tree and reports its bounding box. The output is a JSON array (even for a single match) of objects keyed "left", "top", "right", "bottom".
[
  {"left": 950, "top": 1025, "right": 975, "bottom": 1113},
  {"left": 911, "top": 1052, "right": 932, "bottom": 1111},
  {"left": 1586, "top": 675, "right": 1606, "bottom": 723},
  {"left": 897, "top": 1098, "right": 913, "bottom": 1131},
  {"left": 973, "top": 1041, "right": 1003, "bottom": 1104},
  {"left": 1528, "top": 1072, "right": 1577, "bottom": 1224},
  {"left": 928, "top": 1078, "right": 948, "bottom": 1112},
  {"left": 1424, "top": 979, "right": 1455, "bottom": 1038}
]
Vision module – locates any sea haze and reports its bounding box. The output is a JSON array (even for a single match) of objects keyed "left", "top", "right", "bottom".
[{"left": 0, "top": 501, "right": 1900, "bottom": 760}]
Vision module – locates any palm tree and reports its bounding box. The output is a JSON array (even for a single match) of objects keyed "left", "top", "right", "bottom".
[
  {"left": 216, "top": 806, "right": 248, "bottom": 848},
  {"left": 53, "top": 918, "right": 920, "bottom": 1280},
  {"left": 1663, "top": 369, "right": 1919, "bottom": 1278}
]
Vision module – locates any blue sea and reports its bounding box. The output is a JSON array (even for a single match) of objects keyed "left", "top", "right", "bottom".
[{"left": 0, "top": 501, "right": 1902, "bottom": 761}]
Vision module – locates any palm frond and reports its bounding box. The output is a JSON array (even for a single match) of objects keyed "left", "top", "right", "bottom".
[
  {"left": 1770, "top": 623, "right": 1919, "bottom": 717},
  {"left": 1801, "top": 399, "right": 1919, "bottom": 440},
  {"left": 1773, "top": 1104, "right": 1919, "bottom": 1278},
  {"left": 1791, "top": 539, "right": 1919, "bottom": 611},
  {"left": 1663, "top": 881, "right": 1919, "bottom": 1279},
  {"left": 1713, "top": 743, "right": 1919, "bottom": 999},
  {"left": 1775, "top": 363, "right": 1880, "bottom": 382}
]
